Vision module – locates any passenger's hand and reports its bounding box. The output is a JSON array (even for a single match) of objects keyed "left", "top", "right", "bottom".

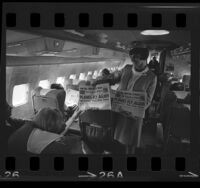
[
  {"left": 72, "top": 105, "right": 78, "bottom": 111},
  {"left": 91, "top": 78, "right": 104, "bottom": 86},
  {"left": 71, "top": 107, "right": 82, "bottom": 120}
]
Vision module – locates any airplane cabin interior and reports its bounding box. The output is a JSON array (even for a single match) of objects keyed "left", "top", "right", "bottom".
[{"left": 2, "top": 29, "right": 191, "bottom": 155}]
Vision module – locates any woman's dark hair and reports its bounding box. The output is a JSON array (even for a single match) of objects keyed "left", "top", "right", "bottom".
[
  {"left": 33, "top": 107, "right": 65, "bottom": 134},
  {"left": 101, "top": 68, "right": 110, "bottom": 76},
  {"left": 129, "top": 47, "right": 149, "bottom": 60},
  {"left": 50, "top": 83, "right": 64, "bottom": 90}
]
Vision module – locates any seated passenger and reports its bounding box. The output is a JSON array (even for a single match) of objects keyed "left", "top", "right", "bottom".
[
  {"left": 50, "top": 83, "right": 78, "bottom": 120},
  {"left": 2, "top": 101, "right": 30, "bottom": 147},
  {"left": 101, "top": 68, "right": 110, "bottom": 77},
  {"left": 7, "top": 107, "right": 88, "bottom": 155},
  {"left": 6, "top": 101, "right": 27, "bottom": 130},
  {"left": 50, "top": 83, "right": 64, "bottom": 90},
  {"left": 95, "top": 68, "right": 110, "bottom": 81}
]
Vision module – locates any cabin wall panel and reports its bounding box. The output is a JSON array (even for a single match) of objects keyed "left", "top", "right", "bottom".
[
  {"left": 6, "top": 59, "right": 124, "bottom": 120},
  {"left": 37, "top": 65, "right": 59, "bottom": 84},
  {"left": 6, "top": 67, "right": 14, "bottom": 103},
  {"left": 7, "top": 66, "right": 41, "bottom": 120}
]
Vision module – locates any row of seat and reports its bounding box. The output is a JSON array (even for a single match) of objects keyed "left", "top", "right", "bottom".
[
  {"left": 31, "top": 86, "right": 126, "bottom": 154},
  {"left": 32, "top": 87, "right": 66, "bottom": 116}
]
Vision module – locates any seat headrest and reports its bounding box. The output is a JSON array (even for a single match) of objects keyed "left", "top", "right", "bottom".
[
  {"left": 32, "top": 87, "right": 66, "bottom": 115},
  {"left": 32, "top": 87, "right": 65, "bottom": 97},
  {"left": 40, "top": 88, "right": 55, "bottom": 96},
  {"left": 32, "top": 87, "right": 42, "bottom": 97}
]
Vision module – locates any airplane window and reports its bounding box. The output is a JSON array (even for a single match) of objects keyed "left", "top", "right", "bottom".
[
  {"left": 87, "top": 71, "right": 93, "bottom": 76},
  {"left": 12, "top": 84, "right": 29, "bottom": 107},
  {"left": 98, "top": 69, "right": 102, "bottom": 76},
  {"left": 92, "top": 70, "right": 98, "bottom": 79},
  {"left": 69, "top": 74, "right": 76, "bottom": 80},
  {"left": 38, "top": 80, "right": 50, "bottom": 89},
  {"left": 56, "top": 77, "right": 65, "bottom": 87},
  {"left": 79, "top": 73, "right": 86, "bottom": 80}
]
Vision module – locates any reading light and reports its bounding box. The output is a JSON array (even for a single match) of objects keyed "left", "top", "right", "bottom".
[
  {"left": 64, "top": 30, "right": 85, "bottom": 37},
  {"left": 141, "top": 30, "right": 170, "bottom": 36},
  {"left": 99, "top": 33, "right": 108, "bottom": 44},
  {"left": 7, "top": 43, "right": 22, "bottom": 48}
]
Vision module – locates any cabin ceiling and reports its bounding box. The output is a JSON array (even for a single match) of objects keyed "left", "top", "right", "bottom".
[
  {"left": 6, "top": 30, "right": 41, "bottom": 44},
  {"left": 80, "top": 30, "right": 190, "bottom": 48},
  {"left": 6, "top": 29, "right": 190, "bottom": 59}
]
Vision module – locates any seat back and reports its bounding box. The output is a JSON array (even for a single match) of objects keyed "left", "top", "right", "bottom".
[
  {"left": 169, "top": 105, "right": 190, "bottom": 140},
  {"left": 7, "top": 121, "right": 36, "bottom": 155},
  {"left": 32, "top": 87, "right": 66, "bottom": 116},
  {"left": 79, "top": 110, "right": 116, "bottom": 153}
]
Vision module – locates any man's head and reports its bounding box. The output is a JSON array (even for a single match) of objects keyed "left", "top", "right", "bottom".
[
  {"left": 101, "top": 68, "right": 110, "bottom": 77},
  {"left": 50, "top": 83, "right": 64, "bottom": 90},
  {"left": 129, "top": 47, "right": 149, "bottom": 71}
]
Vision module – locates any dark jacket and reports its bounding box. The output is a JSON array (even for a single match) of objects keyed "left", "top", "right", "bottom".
[
  {"left": 7, "top": 118, "right": 26, "bottom": 130},
  {"left": 2, "top": 118, "right": 27, "bottom": 146},
  {"left": 8, "top": 121, "right": 83, "bottom": 155}
]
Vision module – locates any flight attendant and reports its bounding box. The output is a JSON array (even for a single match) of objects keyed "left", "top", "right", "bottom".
[{"left": 93, "top": 47, "right": 157, "bottom": 154}]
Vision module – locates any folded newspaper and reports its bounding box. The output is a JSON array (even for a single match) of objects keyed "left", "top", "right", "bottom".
[
  {"left": 79, "top": 83, "right": 112, "bottom": 111},
  {"left": 111, "top": 90, "right": 147, "bottom": 118},
  {"left": 78, "top": 83, "right": 146, "bottom": 118}
]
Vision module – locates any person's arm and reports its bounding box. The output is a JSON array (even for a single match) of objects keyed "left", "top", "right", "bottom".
[
  {"left": 92, "top": 69, "right": 122, "bottom": 86},
  {"left": 145, "top": 76, "right": 157, "bottom": 110},
  {"left": 60, "top": 108, "right": 82, "bottom": 136},
  {"left": 7, "top": 118, "right": 26, "bottom": 130}
]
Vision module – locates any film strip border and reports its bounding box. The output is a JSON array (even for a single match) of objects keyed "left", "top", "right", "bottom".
[
  {"left": 6, "top": 12, "right": 187, "bottom": 28},
  {"left": 1, "top": 3, "right": 200, "bottom": 181},
  {"left": 0, "top": 156, "right": 199, "bottom": 180},
  {"left": 3, "top": 3, "right": 200, "bottom": 29}
]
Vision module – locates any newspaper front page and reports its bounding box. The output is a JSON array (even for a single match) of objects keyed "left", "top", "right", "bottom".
[
  {"left": 111, "top": 90, "right": 147, "bottom": 118},
  {"left": 79, "top": 83, "right": 112, "bottom": 111}
]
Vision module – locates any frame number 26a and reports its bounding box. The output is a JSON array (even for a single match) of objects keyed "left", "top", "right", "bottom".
[{"left": 99, "top": 171, "right": 123, "bottom": 179}]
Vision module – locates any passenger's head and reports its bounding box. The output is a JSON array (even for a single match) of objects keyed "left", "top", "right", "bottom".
[
  {"left": 33, "top": 107, "right": 65, "bottom": 134},
  {"left": 101, "top": 68, "right": 110, "bottom": 77},
  {"left": 129, "top": 47, "right": 149, "bottom": 71},
  {"left": 78, "top": 80, "right": 87, "bottom": 87},
  {"left": 50, "top": 83, "right": 64, "bottom": 90}
]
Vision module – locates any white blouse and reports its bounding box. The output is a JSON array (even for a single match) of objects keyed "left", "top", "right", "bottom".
[{"left": 127, "top": 66, "right": 149, "bottom": 91}]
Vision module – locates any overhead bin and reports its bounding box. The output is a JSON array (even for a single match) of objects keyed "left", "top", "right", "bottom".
[{"left": 7, "top": 36, "right": 127, "bottom": 59}]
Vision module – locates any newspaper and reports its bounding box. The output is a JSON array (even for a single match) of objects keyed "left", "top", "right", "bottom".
[
  {"left": 79, "top": 83, "right": 112, "bottom": 111},
  {"left": 65, "top": 88, "right": 79, "bottom": 106},
  {"left": 111, "top": 90, "right": 147, "bottom": 118}
]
